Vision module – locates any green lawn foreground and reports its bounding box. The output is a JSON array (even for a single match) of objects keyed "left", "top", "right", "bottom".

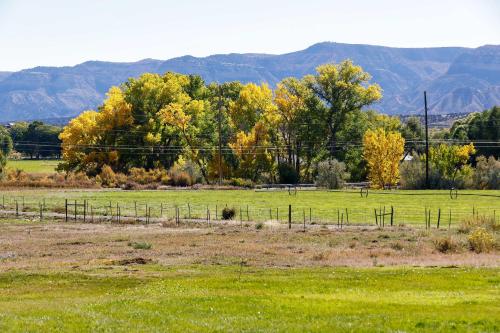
[{"left": 0, "top": 266, "right": 498, "bottom": 332}]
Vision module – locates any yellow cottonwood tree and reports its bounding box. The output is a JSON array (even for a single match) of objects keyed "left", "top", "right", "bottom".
[
  {"left": 229, "top": 83, "right": 276, "bottom": 132},
  {"left": 229, "top": 121, "right": 273, "bottom": 181},
  {"left": 97, "top": 87, "right": 134, "bottom": 131},
  {"left": 59, "top": 87, "right": 134, "bottom": 173},
  {"left": 59, "top": 110, "right": 101, "bottom": 172},
  {"left": 363, "top": 128, "right": 405, "bottom": 189}
]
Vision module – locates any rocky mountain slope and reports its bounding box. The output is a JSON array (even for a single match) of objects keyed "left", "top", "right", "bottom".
[{"left": 0, "top": 42, "right": 499, "bottom": 121}]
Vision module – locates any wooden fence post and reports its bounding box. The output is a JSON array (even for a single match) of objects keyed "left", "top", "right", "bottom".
[
  {"left": 288, "top": 204, "right": 292, "bottom": 230},
  {"left": 74, "top": 200, "right": 77, "bottom": 221},
  {"left": 15, "top": 200, "right": 19, "bottom": 217},
  {"left": 374, "top": 208, "right": 378, "bottom": 226},
  {"left": 437, "top": 208, "right": 441, "bottom": 229},
  {"left": 83, "top": 200, "right": 87, "bottom": 223},
  {"left": 65, "top": 199, "right": 68, "bottom": 222},
  {"left": 390, "top": 206, "right": 394, "bottom": 226},
  {"left": 177, "top": 207, "right": 180, "bottom": 226},
  {"left": 39, "top": 202, "right": 43, "bottom": 221},
  {"left": 303, "top": 209, "right": 306, "bottom": 231},
  {"left": 382, "top": 206, "right": 386, "bottom": 228},
  {"left": 240, "top": 206, "right": 242, "bottom": 226}
]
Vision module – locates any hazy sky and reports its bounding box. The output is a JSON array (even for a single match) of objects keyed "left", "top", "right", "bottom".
[{"left": 1, "top": 0, "right": 499, "bottom": 71}]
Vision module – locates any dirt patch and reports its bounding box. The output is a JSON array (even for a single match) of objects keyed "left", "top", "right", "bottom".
[{"left": 113, "top": 257, "right": 152, "bottom": 265}]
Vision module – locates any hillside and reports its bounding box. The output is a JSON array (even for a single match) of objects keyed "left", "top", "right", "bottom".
[{"left": 0, "top": 42, "right": 499, "bottom": 121}]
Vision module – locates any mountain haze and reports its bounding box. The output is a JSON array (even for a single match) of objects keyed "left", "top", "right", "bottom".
[{"left": 1, "top": 42, "right": 499, "bottom": 121}]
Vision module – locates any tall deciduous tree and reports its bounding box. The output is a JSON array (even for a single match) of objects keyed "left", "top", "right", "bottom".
[
  {"left": 229, "top": 121, "right": 273, "bottom": 181},
  {"left": 363, "top": 128, "right": 405, "bottom": 189},
  {"left": 59, "top": 111, "right": 101, "bottom": 173},
  {"left": 305, "top": 60, "right": 382, "bottom": 157}
]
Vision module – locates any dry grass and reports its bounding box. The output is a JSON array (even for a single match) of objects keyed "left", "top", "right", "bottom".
[{"left": 0, "top": 220, "right": 498, "bottom": 273}]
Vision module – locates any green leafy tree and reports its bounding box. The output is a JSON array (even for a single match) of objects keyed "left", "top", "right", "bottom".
[
  {"left": 305, "top": 60, "right": 382, "bottom": 158},
  {"left": 449, "top": 106, "right": 499, "bottom": 158},
  {"left": 272, "top": 77, "right": 324, "bottom": 182},
  {"left": 429, "top": 143, "right": 476, "bottom": 187}
]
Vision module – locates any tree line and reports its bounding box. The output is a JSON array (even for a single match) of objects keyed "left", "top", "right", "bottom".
[{"left": 57, "top": 60, "right": 411, "bottom": 183}]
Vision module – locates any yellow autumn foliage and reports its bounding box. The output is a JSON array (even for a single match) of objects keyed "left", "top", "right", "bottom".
[{"left": 363, "top": 128, "right": 405, "bottom": 189}]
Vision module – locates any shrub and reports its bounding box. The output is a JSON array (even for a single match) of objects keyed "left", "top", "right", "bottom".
[
  {"left": 255, "top": 222, "right": 264, "bottom": 230},
  {"left": 390, "top": 242, "right": 404, "bottom": 251},
  {"left": 400, "top": 157, "right": 426, "bottom": 189},
  {"left": 468, "top": 228, "right": 495, "bottom": 253},
  {"left": 0, "top": 170, "right": 98, "bottom": 188},
  {"left": 128, "top": 241, "right": 152, "bottom": 250},
  {"left": 99, "top": 165, "right": 117, "bottom": 187},
  {"left": 473, "top": 156, "right": 500, "bottom": 190},
  {"left": 278, "top": 163, "right": 299, "bottom": 184},
  {"left": 222, "top": 207, "right": 236, "bottom": 220},
  {"left": 129, "top": 168, "right": 169, "bottom": 185},
  {"left": 315, "top": 159, "right": 349, "bottom": 189},
  {"left": 170, "top": 171, "right": 192, "bottom": 187},
  {"left": 433, "top": 237, "right": 458, "bottom": 253},
  {"left": 169, "top": 157, "right": 202, "bottom": 185},
  {"left": 224, "top": 178, "right": 254, "bottom": 188}
]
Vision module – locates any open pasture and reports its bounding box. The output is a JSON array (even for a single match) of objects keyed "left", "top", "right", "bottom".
[
  {"left": 0, "top": 188, "right": 498, "bottom": 226},
  {"left": 6, "top": 160, "right": 59, "bottom": 174}
]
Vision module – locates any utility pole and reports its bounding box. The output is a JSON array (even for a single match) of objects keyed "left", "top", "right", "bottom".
[
  {"left": 217, "top": 86, "right": 223, "bottom": 186},
  {"left": 424, "top": 91, "right": 430, "bottom": 189}
]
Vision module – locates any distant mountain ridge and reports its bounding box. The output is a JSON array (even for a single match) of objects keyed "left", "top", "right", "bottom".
[{"left": 1, "top": 42, "right": 499, "bottom": 121}]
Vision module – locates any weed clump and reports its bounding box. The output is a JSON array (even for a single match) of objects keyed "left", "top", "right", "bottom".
[
  {"left": 390, "top": 242, "right": 404, "bottom": 251},
  {"left": 255, "top": 222, "right": 264, "bottom": 230},
  {"left": 128, "top": 241, "right": 152, "bottom": 250},
  {"left": 222, "top": 207, "right": 236, "bottom": 220},
  {"left": 433, "top": 237, "right": 458, "bottom": 253},
  {"left": 459, "top": 215, "right": 497, "bottom": 234},
  {"left": 468, "top": 228, "right": 495, "bottom": 253}
]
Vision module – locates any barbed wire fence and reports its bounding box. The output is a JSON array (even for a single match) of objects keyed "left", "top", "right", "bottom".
[{"left": 0, "top": 190, "right": 497, "bottom": 229}]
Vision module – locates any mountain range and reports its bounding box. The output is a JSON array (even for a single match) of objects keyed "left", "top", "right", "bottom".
[{"left": 1, "top": 42, "right": 499, "bottom": 122}]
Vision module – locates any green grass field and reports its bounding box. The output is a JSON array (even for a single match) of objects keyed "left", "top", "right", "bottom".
[
  {"left": 0, "top": 266, "right": 498, "bottom": 332},
  {"left": 1, "top": 188, "right": 499, "bottom": 225},
  {"left": 6, "top": 159, "right": 59, "bottom": 173}
]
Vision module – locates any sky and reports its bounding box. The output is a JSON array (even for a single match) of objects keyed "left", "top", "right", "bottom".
[{"left": 0, "top": 0, "right": 499, "bottom": 71}]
